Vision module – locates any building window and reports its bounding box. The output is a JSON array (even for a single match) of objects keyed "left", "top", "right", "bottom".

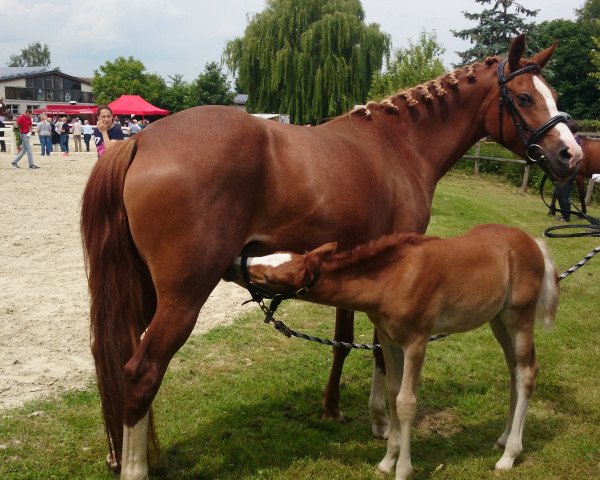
[
  {"left": 7, "top": 104, "right": 19, "bottom": 115},
  {"left": 26, "top": 105, "right": 40, "bottom": 112}
]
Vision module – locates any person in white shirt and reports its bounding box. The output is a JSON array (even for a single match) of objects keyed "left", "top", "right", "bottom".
[{"left": 82, "top": 120, "right": 93, "bottom": 152}]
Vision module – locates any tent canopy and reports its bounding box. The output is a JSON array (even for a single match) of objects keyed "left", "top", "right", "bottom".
[
  {"left": 107, "top": 95, "right": 169, "bottom": 116},
  {"left": 33, "top": 104, "right": 96, "bottom": 115}
]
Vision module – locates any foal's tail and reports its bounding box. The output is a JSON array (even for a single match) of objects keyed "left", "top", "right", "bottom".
[
  {"left": 534, "top": 239, "right": 559, "bottom": 329},
  {"left": 80, "top": 139, "right": 159, "bottom": 470}
]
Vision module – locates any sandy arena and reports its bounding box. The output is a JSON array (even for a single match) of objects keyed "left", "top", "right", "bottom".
[{"left": 0, "top": 146, "right": 253, "bottom": 409}]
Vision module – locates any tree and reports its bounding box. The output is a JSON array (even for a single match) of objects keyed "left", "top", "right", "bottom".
[
  {"left": 223, "top": 0, "right": 390, "bottom": 124},
  {"left": 187, "top": 62, "right": 234, "bottom": 107},
  {"left": 8, "top": 41, "right": 51, "bottom": 67},
  {"left": 452, "top": 0, "right": 538, "bottom": 65},
  {"left": 369, "top": 31, "right": 446, "bottom": 100},
  {"left": 528, "top": 19, "right": 600, "bottom": 119},
  {"left": 92, "top": 56, "right": 166, "bottom": 105},
  {"left": 159, "top": 74, "right": 190, "bottom": 113}
]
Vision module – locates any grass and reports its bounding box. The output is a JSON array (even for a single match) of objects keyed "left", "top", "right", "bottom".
[{"left": 2, "top": 172, "right": 600, "bottom": 479}]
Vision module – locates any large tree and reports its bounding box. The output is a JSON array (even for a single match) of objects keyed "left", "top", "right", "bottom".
[
  {"left": 452, "top": 0, "right": 538, "bottom": 65},
  {"left": 7, "top": 41, "right": 51, "bottom": 67},
  {"left": 92, "top": 56, "right": 166, "bottom": 105},
  {"left": 187, "top": 62, "right": 234, "bottom": 107},
  {"left": 529, "top": 19, "right": 600, "bottom": 119},
  {"left": 369, "top": 30, "right": 446, "bottom": 100},
  {"left": 223, "top": 0, "right": 390, "bottom": 124},
  {"left": 159, "top": 74, "right": 190, "bottom": 113}
]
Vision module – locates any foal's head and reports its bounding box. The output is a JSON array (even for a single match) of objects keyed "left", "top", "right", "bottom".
[{"left": 227, "top": 243, "right": 337, "bottom": 293}]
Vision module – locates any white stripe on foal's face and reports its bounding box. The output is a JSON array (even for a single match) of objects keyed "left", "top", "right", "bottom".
[
  {"left": 240, "top": 253, "right": 293, "bottom": 268},
  {"left": 532, "top": 76, "right": 583, "bottom": 166}
]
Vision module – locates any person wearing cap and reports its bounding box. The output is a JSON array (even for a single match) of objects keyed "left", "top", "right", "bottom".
[{"left": 548, "top": 114, "right": 580, "bottom": 221}]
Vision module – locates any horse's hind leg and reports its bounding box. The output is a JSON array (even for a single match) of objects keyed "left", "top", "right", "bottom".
[
  {"left": 493, "top": 317, "right": 539, "bottom": 471},
  {"left": 120, "top": 285, "right": 216, "bottom": 480},
  {"left": 322, "top": 308, "right": 354, "bottom": 422}
]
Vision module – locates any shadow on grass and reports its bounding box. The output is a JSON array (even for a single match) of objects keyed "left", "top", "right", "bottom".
[{"left": 149, "top": 375, "right": 573, "bottom": 480}]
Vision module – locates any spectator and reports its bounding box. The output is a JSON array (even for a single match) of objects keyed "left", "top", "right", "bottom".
[
  {"left": 10, "top": 109, "right": 38, "bottom": 169},
  {"left": 37, "top": 114, "right": 53, "bottom": 156},
  {"left": 94, "top": 105, "right": 124, "bottom": 157},
  {"left": 72, "top": 117, "right": 83, "bottom": 152},
  {"left": 548, "top": 118, "right": 581, "bottom": 222},
  {"left": 60, "top": 116, "right": 70, "bottom": 156},
  {"left": 54, "top": 117, "right": 63, "bottom": 152},
  {"left": 129, "top": 119, "right": 141, "bottom": 135},
  {"left": 82, "top": 120, "right": 93, "bottom": 152}
]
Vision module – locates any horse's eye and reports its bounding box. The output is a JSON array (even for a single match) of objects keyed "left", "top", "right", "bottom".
[{"left": 516, "top": 94, "right": 532, "bottom": 106}]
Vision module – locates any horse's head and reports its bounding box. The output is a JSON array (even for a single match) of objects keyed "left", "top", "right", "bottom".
[
  {"left": 485, "top": 34, "right": 582, "bottom": 180},
  {"left": 225, "top": 243, "right": 336, "bottom": 294}
]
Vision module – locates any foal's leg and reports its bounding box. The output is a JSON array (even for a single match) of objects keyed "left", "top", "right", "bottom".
[
  {"left": 377, "top": 334, "right": 427, "bottom": 480},
  {"left": 369, "top": 329, "right": 389, "bottom": 439},
  {"left": 489, "top": 317, "right": 518, "bottom": 449},
  {"left": 322, "top": 308, "right": 354, "bottom": 422},
  {"left": 494, "top": 324, "right": 539, "bottom": 471}
]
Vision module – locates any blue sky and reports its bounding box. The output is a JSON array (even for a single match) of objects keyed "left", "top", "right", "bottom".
[{"left": 0, "top": 0, "right": 581, "bottom": 81}]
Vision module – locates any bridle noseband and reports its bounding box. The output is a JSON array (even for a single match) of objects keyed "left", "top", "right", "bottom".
[{"left": 496, "top": 59, "right": 568, "bottom": 165}]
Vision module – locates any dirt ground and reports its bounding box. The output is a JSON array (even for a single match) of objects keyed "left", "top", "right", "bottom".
[{"left": 0, "top": 147, "right": 253, "bottom": 409}]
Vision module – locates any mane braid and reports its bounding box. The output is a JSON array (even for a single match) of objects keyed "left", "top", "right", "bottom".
[
  {"left": 320, "top": 233, "right": 437, "bottom": 274},
  {"left": 349, "top": 56, "right": 502, "bottom": 117}
]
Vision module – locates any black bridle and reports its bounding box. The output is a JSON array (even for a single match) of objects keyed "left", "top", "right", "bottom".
[{"left": 497, "top": 59, "right": 568, "bottom": 167}]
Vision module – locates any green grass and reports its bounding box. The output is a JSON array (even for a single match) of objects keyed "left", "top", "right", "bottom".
[{"left": 2, "top": 172, "right": 600, "bottom": 479}]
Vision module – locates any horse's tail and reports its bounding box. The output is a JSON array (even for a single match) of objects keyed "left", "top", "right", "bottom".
[
  {"left": 534, "top": 239, "right": 559, "bottom": 329},
  {"left": 80, "top": 139, "right": 159, "bottom": 470}
]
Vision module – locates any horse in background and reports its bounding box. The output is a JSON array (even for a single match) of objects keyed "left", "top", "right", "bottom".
[
  {"left": 228, "top": 224, "right": 559, "bottom": 479},
  {"left": 80, "top": 34, "right": 581, "bottom": 478},
  {"left": 0, "top": 98, "right": 13, "bottom": 120},
  {"left": 574, "top": 137, "right": 600, "bottom": 214}
]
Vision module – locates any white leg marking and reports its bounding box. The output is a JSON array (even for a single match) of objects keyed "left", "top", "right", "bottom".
[
  {"left": 121, "top": 413, "right": 149, "bottom": 480},
  {"left": 368, "top": 359, "right": 389, "bottom": 439},
  {"left": 233, "top": 253, "right": 293, "bottom": 268}
]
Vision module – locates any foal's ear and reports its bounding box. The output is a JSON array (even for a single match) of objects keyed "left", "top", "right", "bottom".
[
  {"left": 508, "top": 34, "right": 526, "bottom": 72},
  {"left": 529, "top": 42, "right": 558, "bottom": 69},
  {"left": 312, "top": 242, "right": 337, "bottom": 260}
]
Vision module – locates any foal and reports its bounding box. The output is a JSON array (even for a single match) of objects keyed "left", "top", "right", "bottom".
[{"left": 227, "top": 224, "right": 559, "bottom": 479}]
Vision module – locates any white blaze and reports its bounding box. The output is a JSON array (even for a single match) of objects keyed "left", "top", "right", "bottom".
[{"left": 532, "top": 76, "right": 583, "bottom": 166}]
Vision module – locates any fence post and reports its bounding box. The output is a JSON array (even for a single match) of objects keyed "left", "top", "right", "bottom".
[
  {"left": 474, "top": 140, "right": 481, "bottom": 177},
  {"left": 586, "top": 178, "right": 595, "bottom": 206},
  {"left": 521, "top": 165, "right": 530, "bottom": 193}
]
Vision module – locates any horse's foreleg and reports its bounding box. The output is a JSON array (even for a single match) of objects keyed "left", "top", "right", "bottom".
[
  {"left": 322, "top": 308, "right": 354, "bottom": 422},
  {"left": 369, "top": 329, "right": 389, "bottom": 439},
  {"left": 120, "top": 296, "right": 204, "bottom": 480},
  {"left": 495, "top": 326, "right": 538, "bottom": 471}
]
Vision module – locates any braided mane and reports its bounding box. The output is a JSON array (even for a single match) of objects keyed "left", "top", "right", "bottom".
[
  {"left": 319, "top": 232, "right": 438, "bottom": 274},
  {"left": 349, "top": 56, "right": 502, "bottom": 118}
]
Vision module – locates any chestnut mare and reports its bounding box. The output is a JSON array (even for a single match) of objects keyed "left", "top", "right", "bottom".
[
  {"left": 80, "top": 35, "right": 581, "bottom": 478},
  {"left": 549, "top": 136, "right": 600, "bottom": 216},
  {"left": 230, "top": 224, "right": 559, "bottom": 479}
]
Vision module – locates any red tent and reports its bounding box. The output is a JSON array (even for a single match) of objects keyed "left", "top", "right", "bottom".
[
  {"left": 33, "top": 104, "right": 96, "bottom": 115},
  {"left": 107, "top": 95, "right": 169, "bottom": 117}
]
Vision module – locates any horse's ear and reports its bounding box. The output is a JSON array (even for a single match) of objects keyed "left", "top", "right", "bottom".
[
  {"left": 529, "top": 42, "right": 558, "bottom": 69},
  {"left": 508, "top": 34, "right": 526, "bottom": 72}
]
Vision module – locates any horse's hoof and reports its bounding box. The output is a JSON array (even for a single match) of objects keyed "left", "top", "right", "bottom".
[{"left": 321, "top": 410, "right": 347, "bottom": 423}]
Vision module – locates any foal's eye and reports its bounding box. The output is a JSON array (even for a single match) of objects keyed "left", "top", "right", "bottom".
[{"left": 516, "top": 94, "right": 532, "bottom": 106}]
